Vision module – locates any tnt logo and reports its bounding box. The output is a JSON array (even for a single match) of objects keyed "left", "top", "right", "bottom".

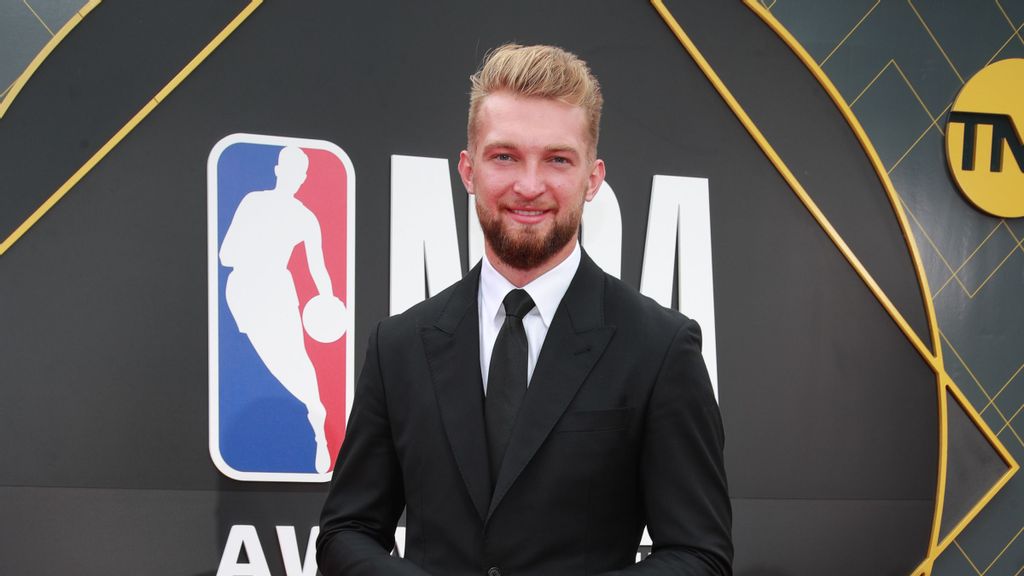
[
  {"left": 946, "top": 58, "right": 1024, "bottom": 218},
  {"left": 208, "top": 134, "right": 355, "bottom": 482}
]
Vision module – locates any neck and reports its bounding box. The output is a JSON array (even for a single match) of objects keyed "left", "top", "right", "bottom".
[{"left": 485, "top": 237, "right": 578, "bottom": 288}]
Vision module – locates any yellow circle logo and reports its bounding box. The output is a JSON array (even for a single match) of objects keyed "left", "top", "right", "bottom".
[{"left": 946, "top": 58, "right": 1024, "bottom": 218}]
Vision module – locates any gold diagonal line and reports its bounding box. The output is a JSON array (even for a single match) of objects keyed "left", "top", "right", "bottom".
[
  {"left": 23, "top": 0, "right": 55, "bottom": 36},
  {"left": 980, "top": 361, "right": 1024, "bottom": 415},
  {"left": 652, "top": 0, "right": 940, "bottom": 371},
  {"left": 896, "top": 195, "right": 970, "bottom": 296},
  {"left": 0, "top": 80, "right": 15, "bottom": 100},
  {"left": 768, "top": 0, "right": 777, "bottom": 9},
  {"left": 850, "top": 59, "right": 893, "bottom": 106},
  {"left": 985, "top": 21, "right": 1024, "bottom": 67},
  {"left": 994, "top": 0, "right": 1024, "bottom": 46},
  {"left": 966, "top": 236, "right": 1019, "bottom": 299},
  {"left": 981, "top": 524, "right": 1024, "bottom": 574},
  {"left": 891, "top": 60, "right": 941, "bottom": 133},
  {"left": 0, "top": 0, "right": 100, "bottom": 120},
  {"left": 940, "top": 331, "right": 1016, "bottom": 430},
  {"left": 998, "top": 413, "right": 1024, "bottom": 449},
  {"left": 0, "top": 0, "right": 264, "bottom": 255},
  {"left": 888, "top": 102, "right": 953, "bottom": 174},
  {"left": 950, "top": 222, "right": 1003, "bottom": 278},
  {"left": 1004, "top": 218, "right": 1024, "bottom": 251},
  {"left": 997, "top": 403, "right": 1024, "bottom": 435},
  {"left": 907, "top": 0, "right": 965, "bottom": 83},
  {"left": 933, "top": 223, "right": 1003, "bottom": 297},
  {"left": 1015, "top": 561, "right": 1024, "bottom": 576},
  {"left": 931, "top": 274, "right": 958, "bottom": 300},
  {"left": 955, "top": 540, "right": 984, "bottom": 576},
  {"left": 820, "top": 0, "right": 880, "bottom": 66}
]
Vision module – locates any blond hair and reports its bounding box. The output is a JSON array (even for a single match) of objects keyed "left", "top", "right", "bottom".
[{"left": 467, "top": 43, "right": 603, "bottom": 156}]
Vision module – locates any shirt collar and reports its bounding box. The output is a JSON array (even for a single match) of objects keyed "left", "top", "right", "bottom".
[{"left": 480, "top": 242, "right": 581, "bottom": 328}]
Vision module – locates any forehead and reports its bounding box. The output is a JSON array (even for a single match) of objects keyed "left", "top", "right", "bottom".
[{"left": 474, "top": 92, "right": 589, "bottom": 151}]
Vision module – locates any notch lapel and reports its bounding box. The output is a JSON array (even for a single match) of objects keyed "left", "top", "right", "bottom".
[
  {"left": 420, "top": 265, "right": 491, "bottom": 523},
  {"left": 488, "top": 254, "right": 616, "bottom": 520}
]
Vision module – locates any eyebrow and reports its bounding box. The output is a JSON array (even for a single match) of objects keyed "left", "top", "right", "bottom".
[{"left": 483, "top": 142, "right": 581, "bottom": 155}]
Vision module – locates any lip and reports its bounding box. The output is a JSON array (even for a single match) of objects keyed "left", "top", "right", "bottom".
[{"left": 505, "top": 208, "right": 550, "bottom": 224}]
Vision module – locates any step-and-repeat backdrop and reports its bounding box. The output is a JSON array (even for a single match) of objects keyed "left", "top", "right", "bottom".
[{"left": 1, "top": 1, "right": 1021, "bottom": 575}]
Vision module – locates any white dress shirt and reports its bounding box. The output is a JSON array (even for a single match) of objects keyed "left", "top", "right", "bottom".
[{"left": 478, "top": 243, "right": 581, "bottom": 392}]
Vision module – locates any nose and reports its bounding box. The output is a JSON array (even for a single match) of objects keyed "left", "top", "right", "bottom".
[{"left": 512, "top": 162, "right": 545, "bottom": 199}]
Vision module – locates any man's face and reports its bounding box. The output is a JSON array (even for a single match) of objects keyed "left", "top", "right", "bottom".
[{"left": 458, "top": 91, "right": 605, "bottom": 272}]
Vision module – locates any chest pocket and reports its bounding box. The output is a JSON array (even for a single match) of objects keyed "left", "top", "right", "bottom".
[{"left": 553, "top": 407, "right": 631, "bottom": 433}]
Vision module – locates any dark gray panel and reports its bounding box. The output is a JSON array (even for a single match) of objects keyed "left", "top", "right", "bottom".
[
  {"left": 0, "top": 485, "right": 326, "bottom": 576},
  {"left": 941, "top": 389, "right": 1011, "bottom": 540},
  {"left": 732, "top": 497, "right": 933, "bottom": 576}
]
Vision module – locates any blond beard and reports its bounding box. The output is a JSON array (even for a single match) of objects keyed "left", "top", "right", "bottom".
[{"left": 476, "top": 202, "right": 581, "bottom": 271}]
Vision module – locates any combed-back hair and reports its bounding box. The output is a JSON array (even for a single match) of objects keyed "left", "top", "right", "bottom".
[{"left": 468, "top": 43, "right": 603, "bottom": 157}]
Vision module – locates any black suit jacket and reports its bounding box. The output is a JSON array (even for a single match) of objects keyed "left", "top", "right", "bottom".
[{"left": 317, "top": 253, "right": 732, "bottom": 575}]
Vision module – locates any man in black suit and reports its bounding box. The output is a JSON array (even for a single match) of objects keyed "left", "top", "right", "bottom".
[{"left": 317, "top": 44, "right": 732, "bottom": 575}]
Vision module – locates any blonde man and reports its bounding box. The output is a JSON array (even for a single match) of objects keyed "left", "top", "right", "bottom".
[{"left": 318, "top": 44, "right": 732, "bottom": 575}]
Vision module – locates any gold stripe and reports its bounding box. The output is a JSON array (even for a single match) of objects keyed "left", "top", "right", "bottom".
[
  {"left": 994, "top": 0, "right": 1024, "bottom": 48},
  {"left": 980, "top": 360, "right": 1024, "bottom": 415},
  {"left": 907, "top": 0, "right": 965, "bottom": 83},
  {"left": 0, "top": 0, "right": 100, "bottom": 119},
  {"left": 895, "top": 193, "right": 972, "bottom": 298},
  {"left": 850, "top": 59, "right": 893, "bottom": 107},
  {"left": 998, "top": 405, "right": 1024, "bottom": 435},
  {"left": 819, "top": 0, "right": 880, "bottom": 67},
  {"left": 0, "top": 0, "right": 263, "bottom": 256},
  {"left": 888, "top": 103, "right": 952, "bottom": 174},
  {"left": 985, "top": 21, "right": 1024, "bottom": 67},
  {"left": 981, "top": 524, "right": 1024, "bottom": 575},
  {"left": 953, "top": 540, "right": 984, "bottom": 576},
  {"left": 22, "top": 0, "right": 55, "bottom": 36},
  {"left": 890, "top": 60, "right": 941, "bottom": 134}
]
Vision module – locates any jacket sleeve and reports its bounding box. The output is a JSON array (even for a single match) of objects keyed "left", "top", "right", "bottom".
[
  {"left": 316, "top": 322, "right": 432, "bottom": 576},
  {"left": 600, "top": 319, "right": 733, "bottom": 576}
]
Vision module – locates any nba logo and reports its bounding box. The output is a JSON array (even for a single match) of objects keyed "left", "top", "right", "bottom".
[{"left": 208, "top": 133, "right": 355, "bottom": 482}]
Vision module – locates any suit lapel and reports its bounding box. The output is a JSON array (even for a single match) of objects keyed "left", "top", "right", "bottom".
[
  {"left": 420, "top": 265, "right": 491, "bottom": 523},
  {"left": 488, "top": 253, "right": 616, "bottom": 520}
]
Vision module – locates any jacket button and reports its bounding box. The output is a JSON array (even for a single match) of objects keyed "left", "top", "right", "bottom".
[{"left": 487, "top": 568, "right": 501, "bottom": 576}]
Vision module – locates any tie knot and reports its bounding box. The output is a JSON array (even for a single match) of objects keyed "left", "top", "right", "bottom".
[{"left": 502, "top": 289, "right": 535, "bottom": 320}]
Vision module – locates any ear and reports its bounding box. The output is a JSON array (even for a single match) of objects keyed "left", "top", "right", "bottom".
[
  {"left": 584, "top": 159, "right": 606, "bottom": 202},
  {"left": 457, "top": 150, "right": 475, "bottom": 194}
]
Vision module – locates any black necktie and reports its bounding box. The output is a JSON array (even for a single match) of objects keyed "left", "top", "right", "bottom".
[{"left": 486, "top": 288, "right": 535, "bottom": 488}]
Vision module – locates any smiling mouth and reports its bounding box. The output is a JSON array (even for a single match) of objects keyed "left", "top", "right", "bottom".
[{"left": 511, "top": 209, "right": 545, "bottom": 216}]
